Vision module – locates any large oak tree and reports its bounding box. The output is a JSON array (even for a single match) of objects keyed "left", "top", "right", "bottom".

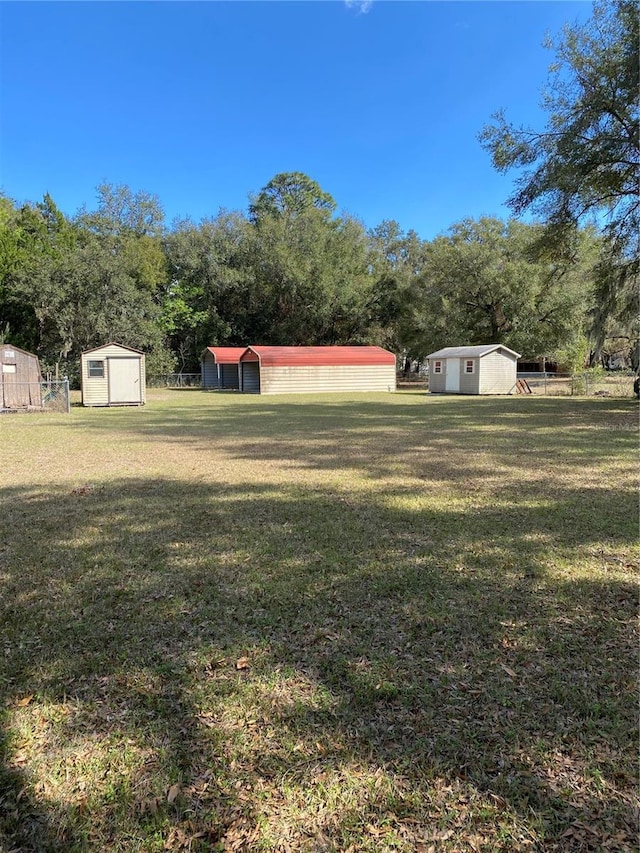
[{"left": 480, "top": 1, "right": 639, "bottom": 363}]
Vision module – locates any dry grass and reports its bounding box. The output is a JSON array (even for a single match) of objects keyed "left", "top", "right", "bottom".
[{"left": 1, "top": 389, "right": 638, "bottom": 852}]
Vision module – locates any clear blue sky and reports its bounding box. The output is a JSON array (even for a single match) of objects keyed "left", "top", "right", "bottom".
[{"left": 0, "top": 1, "right": 592, "bottom": 239}]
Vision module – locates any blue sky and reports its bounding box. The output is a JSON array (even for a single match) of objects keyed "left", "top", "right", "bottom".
[{"left": 0, "top": 1, "right": 592, "bottom": 239}]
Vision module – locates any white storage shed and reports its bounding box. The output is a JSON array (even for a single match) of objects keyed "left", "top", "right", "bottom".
[
  {"left": 238, "top": 346, "right": 397, "bottom": 395},
  {"left": 81, "top": 343, "right": 146, "bottom": 407},
  {"left": 427, "top": 345, "right": 521, "bottom": 395}
]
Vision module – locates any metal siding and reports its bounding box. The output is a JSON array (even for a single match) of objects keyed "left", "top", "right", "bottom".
[
  {"left": 201, "top": 352, "right": 220, "bottom": 388},
  {"left": 258, "top": 365, "right": 396, "bottom": 395},
  {"left": 479, "top": 351, "right": 517, "bottom": 394},
  {"left": 220, "top": 364, "right": 239, "bottom": 389},
  {"left": 241, "top": 350, "right": 260, "bottom": 362},
  {"left": 246, "top": 346, "right": 395, "bottom": 367},
  {"left": 205, "top": 347, "right": 247, "bottom": 364},
  {"left": 241, "top": 361, "right": 261, "bottom": 393}
]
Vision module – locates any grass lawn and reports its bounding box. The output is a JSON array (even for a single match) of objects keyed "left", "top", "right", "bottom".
[{"left": 1, "top": 389, "right": 638, "bottom": 852}]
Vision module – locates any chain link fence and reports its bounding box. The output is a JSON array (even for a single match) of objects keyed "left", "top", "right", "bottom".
[
  {"left": 413, "top": 372, "right": 636, "bottom": 397},
  {"left": 147, "top": 373, "right": 202, "bottom": 388},
  {"left": 0, "top": 379, "right": 70, "bottom": 413},
  {"left": 516, "top": 372, "right": 635, "bottom": 397},
  {"left": 41, "top": 379, "right": 71, "bottom": 412}
]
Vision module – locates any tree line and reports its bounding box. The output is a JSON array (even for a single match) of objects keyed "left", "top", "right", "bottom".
[
  {"left": 0, "top": 180, "right": 604, "bottom": 379},
  {"left": 0, "top": 1, "right": 636, "bottom": 383}
]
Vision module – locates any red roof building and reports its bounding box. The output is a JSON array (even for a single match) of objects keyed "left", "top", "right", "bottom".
[
  {"left": 239, "top": 346, "right": 396, "bottom": 394},
  {"left": 201, "top": 347, "right": 246, "bottom": 389}
]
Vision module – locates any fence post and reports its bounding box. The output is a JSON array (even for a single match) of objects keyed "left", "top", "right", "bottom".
[{"left": 64, "top": 377, "right": 70, "bottom": 413}]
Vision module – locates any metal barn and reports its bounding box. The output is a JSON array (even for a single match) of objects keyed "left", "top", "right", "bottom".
[
  {"left": 81, "top": 343, "right": 146, "bottom": 407},
  {"left": 239, "top": 346, "right": 397, "bottom": 395},
  {"left": 201, "top": 347, "right": 245, "bottom": 389},
  {"left": 0, "top": 345, "right": 42, "bottom": 410},
  {"left": 427, "top": 345, "right": 521, "bottom": 395}
]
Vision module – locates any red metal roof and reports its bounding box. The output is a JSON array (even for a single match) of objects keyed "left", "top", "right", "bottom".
[
  {"left": 205, "top": 347, "right": 247, "bottom": 364},
  {"left": 240, "top": 346, "right": 396, "bottom": 367}
]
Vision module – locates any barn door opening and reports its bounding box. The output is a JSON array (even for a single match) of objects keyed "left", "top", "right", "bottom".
[
  {"left": 241, "top": 361, "right": 260, "bottom": 393},
  {"left": 108, "top": 358, "right": 140, "bottom": 403},
  {"left": 220, "top": 364, "right": 239, "bottom": 389}
]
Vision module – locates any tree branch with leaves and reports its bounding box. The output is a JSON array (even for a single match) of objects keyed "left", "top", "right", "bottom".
[{"left": 480, "top": 0, "right": 639, "bottom": 361}]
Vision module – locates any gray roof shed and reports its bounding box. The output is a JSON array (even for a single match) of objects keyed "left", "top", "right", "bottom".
[
  {"left": 427, "top": 344, "right": 521, "bottom": 395},
  {"left": 427, "top": 345, "right": 521, "bottom": 360}
]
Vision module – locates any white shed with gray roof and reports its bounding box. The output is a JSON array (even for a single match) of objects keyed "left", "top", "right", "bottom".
[{"left": 427, "top": 345, "right": 521, "bottom": 395}]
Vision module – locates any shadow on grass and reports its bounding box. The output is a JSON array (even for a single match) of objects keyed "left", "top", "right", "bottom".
[
  {"left": 78, "top": 394, "right": 640, "bottom": 483},
  {"left": 1, "top": 474, "right": 637, "bottom": 851},
  {"left": 0, "top": 735, "right": 76, "bottom": 851}
]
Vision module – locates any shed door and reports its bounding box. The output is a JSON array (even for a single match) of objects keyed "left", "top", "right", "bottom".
[
  {"left": 108, "top": 358, "right": 140, "bottom": 403},
  {"left": 445, "top": 358, "right": 460, "bottom": 392},
  {"left": 1, "top": 363, "right": 18, "bottom": 408},
  {"left": 241, "top": 361, "right": 260, "bottom": 394}
]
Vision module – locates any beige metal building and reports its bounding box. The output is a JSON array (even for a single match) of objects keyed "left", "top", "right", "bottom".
[
  {"left": 0, "top": 345, "right": 42, "bottom": 410},
  {"left": 81, "top": 343, "right": 146, "bottom": 406},
  {"left": 427, "top": 345, "right": 521, "bottom": 395},
  {"left": 239, "top": 346, "right": 397, "bottom": 395}
]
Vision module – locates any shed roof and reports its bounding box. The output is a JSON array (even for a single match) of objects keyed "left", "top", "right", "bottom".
[
  {"left": 203, "top": 347, "right": 247, "bottom": 364},
  {"left": 427, "top": 345, "right": 521, "bottom": 360},
  {"left": 241, "top": 346, "right": 396, "bottom": 367},
  {"left": 82, "top": 342, "right": 145, "bottom": 356},
  {"left": 1, "top": 344, "right": 40, "bottom": 360}
]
